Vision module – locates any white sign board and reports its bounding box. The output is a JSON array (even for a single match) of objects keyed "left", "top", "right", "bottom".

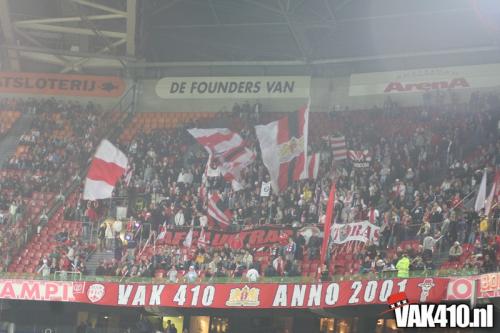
[
  {"left": 156, "top": 76, "right": 311, "bottom": 99},
  {"left": 260, "top": 181, "right": 271, "bottom": 197},
  {"left": 349, "top": 63, "right": 500, "bottom": 96}
]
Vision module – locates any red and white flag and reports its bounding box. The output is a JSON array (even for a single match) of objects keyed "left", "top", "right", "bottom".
[
  {"left": 255, "top": 102, "right": 309, "bottom": 192},
  {"left": 347, "top": 150, "right": 372, "bottom": 168},
  {"left": 83, "top": 140, "right": 128, "bottom": 200},
  {"left": 156, "top": 222, "right": 167, "bottom": 241},
  {"left": 303, "top": 152, "right": 320, "bottom": 179},
  {"left": 124, "top": 166, "right": 133, "bottom": 186},
  {"left": 330, "top": 136, "right": 347, "bottom": 161},
  {"left": 207, "top": 191, "right": 233, "bottom": 229},
  {"left": 198, "top": 228, "right": 210, "bottom": 248},
  {"left": 188, "top": 128, "right": 255, "bottom": 191}
]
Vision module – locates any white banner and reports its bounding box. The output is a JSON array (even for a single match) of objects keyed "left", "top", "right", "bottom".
[
  {"left": 260, "top": 181, "right": 271, "bottom": 197},
  {"left": 349, "top": 63, "right": 500, "bottom": 96},
  {"left": 155, "top": 76, "right": 310, "bottom": 99},
  {"left": 330, "top": 221, "right": 380, "bottom": 245}
]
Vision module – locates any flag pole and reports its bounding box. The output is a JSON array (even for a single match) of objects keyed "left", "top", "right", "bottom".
[{"left": 320, "top": 182, "right": 336, "bottom": 276}]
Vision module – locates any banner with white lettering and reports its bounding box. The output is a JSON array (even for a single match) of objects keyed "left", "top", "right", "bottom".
[
  {"left": 349, "top": 64, "right": 500, "bottom": 96},
  {"left": 0, "top": 278, "right": 450, "bottom": 309},
  {"left": 331, "top": 221, "right": 380, "bottom": 245},
  {"left": 155, "top": 76, "right": 311, "bottom": 99}
]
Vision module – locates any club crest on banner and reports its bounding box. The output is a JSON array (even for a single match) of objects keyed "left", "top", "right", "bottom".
[
  {"left": 417, "top": 278, "right": 436, "bottom": 302},
  {"left": 279, "top": 136, "right": 305, "bottom": 162},
  {"left": 225, "top": 285, "right": 260, "bottom": 307},
  {"left": 87, "top": 283, "right": 106, "bottom": 303}
]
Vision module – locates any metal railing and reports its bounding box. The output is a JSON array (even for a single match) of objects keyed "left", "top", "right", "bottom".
[
  {"left": 0, "top": 268, "right": 483, "bottom": 284},
  {"left": 53, "top": 271, "right": 82, "bottom": 281}
]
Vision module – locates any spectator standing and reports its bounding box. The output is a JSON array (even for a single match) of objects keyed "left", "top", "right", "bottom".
[
  {"left": 422, "top": 232, "right": 443, "bottom": 261},
  {"left": 37, "top": 258, "right": 50, "bottom": 278},
  {"left": 185, "top": 265, "right": 198, "bottom": 283},
  {"left": 396, "top": 253, "right": 410, "bottom": 278},
  {"left": 105, "top": 222, "right": 114, "bottom": 251}
]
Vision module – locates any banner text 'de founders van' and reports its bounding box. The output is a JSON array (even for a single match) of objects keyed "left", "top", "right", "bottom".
[{"left": 155, "top": 76, "right": 310, "bottom": 99}]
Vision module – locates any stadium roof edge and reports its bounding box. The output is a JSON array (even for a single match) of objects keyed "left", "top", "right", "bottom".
[{"left": 129, "top": 45, "right": 500, "bottom": 68}]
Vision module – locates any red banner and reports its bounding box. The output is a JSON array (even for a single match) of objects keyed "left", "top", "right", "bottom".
[
  {"left": 158, "top": 226, "right": 295, "bottom": 248},
  {"left": 446, "top": 274, "right": 500, "bottom": 301},
  {"left": 0, "top": 277, "right": 449, "bottom": 309},
  {"left": 480, "top": 272, "right": 500, "bottom": 298}
]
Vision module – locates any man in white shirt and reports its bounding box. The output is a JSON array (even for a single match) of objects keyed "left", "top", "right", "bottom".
[
  {"left": 392, "top": 179, "right": 406, "bottom": 199},
  {"left": 199, "top": 214, "right": 208, "bottom": 228},
  {"left": 177, "top": 168, "right": 194, "bottom": 185},
  {"left": 174, "top": 209, "right": 185, "bottom": 226},
  {"left": 246, "top": 267, "right": 260, "bottom": 282},
  {"left": 9, "top": 201, "right": 17, "bottom": 223},
  {"left": 185, "top": 266, "right": 198, "bottom": 283},
  {"left": 167, "top": 266, "right": 178, "bottom": 283}
]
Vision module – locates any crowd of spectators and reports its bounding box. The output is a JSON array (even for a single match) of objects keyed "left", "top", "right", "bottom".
[
  {"left": 37, "top": 230, "right": 92, "bottom": 278},
  {"left": 0, "top": 97, "right": 122, "bottom": 271},
  {"left": 70, "top": 91, "right": 498, "bottom": 282}
]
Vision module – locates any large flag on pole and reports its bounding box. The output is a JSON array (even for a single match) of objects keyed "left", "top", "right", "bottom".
[
  {"left": 255, "top": 102, "right": 309, "bottom": 192},
  {"left": 475, "top": 169, "right": 487, "bottom": 213},
  {"left": 320, "top": 183, "right": 336, "bottom": 268},
  {"left": 83, "top": 139, "right": 128, "bottom": 200}
]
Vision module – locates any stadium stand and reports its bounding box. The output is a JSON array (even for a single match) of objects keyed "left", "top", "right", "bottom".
[
  {"left": 0, "top": 110, "right": 20, "bottom": 138},
  {"left": 3, "top": 93, "right": 496, "bottom": 284},
  {"left": 0, "top": 97, "right": 127, "bottom": 273}
]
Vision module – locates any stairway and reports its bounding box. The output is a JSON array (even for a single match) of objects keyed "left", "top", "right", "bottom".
[
  {"left": 85, "top": 249, "right": 115, "bottom": 275},
  {"left": 0, "top": 112, "right": 33, "bottom": 166}
]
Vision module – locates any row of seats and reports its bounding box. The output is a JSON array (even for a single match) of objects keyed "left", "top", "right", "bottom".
[
  {"left": 8, "top": 194, "right": 82, "bottom": 273},
  {"left": 120, "top": 112, "right": 219, "bottom": 141},
  {"left": 0, "top": 110, "right": 21, "bottom": 136}
]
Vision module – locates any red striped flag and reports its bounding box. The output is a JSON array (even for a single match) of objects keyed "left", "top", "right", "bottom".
[
  {"left": 331, "top": 136, "right": 347, "bottom": 161},
  {"left": 198, "top": 228, "right": 210, "bottom": 248},
  {"left": 255, "top": 103, "right": 309, "bottom": 192},
  {"left": 83, "top": 140, "right": 128, "bottom": 200},
  {"left": 347, "top": 150, "right": 372, "bottom": 168},
  {"left": 207, "top": 191, "right": 233, "bottom": 229},
  {"left": 303, "top": 152, "right": 320, "bottom": 179},
  {"left": 188, "top": 128, "right": 255, "bottom": 191},
  {"left": 157, "top": 222, "right": 167, "bottom": 241}
]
